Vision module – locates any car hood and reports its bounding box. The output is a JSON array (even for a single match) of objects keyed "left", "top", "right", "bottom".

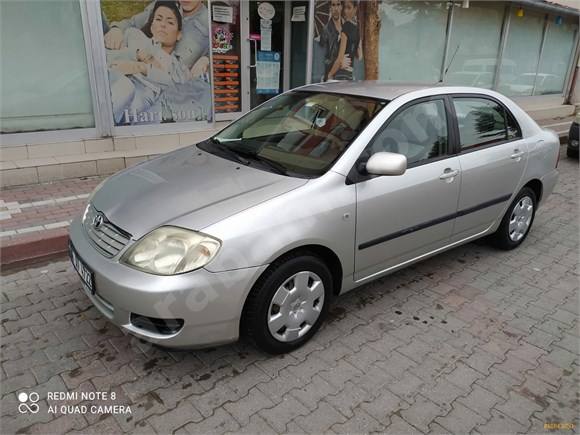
[{"left": 91, "top": 144, "right": 308, "bottom": 240}]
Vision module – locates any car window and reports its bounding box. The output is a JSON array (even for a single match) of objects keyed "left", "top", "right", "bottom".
[
  {"left": 453, "top": 97, "right": 508, "bottom": 150},
  {"left": 365, "top": 99, "right": 448, "bottom": 167},
  {"left": 214, "top": 91, "right": 387, "bottom": 177},
  {"left": 506, "top": 110, "right": 521, "bottom": 140}
]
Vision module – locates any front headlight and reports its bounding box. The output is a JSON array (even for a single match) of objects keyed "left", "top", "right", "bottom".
[{"left": 120, "top": 226, "right": 221, "bottom": 275}]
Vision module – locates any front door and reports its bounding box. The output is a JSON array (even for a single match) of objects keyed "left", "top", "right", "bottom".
[
  {"left": 354, "top": 98, "right": 461, "bottom": 282},
  {"left": 210, "top": 1, "right": 304, "bottom": 120}
]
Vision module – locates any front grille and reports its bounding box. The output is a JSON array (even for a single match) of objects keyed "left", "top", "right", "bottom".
[{"left": 82, "top": 204, "right": 131, "bottom": 258}]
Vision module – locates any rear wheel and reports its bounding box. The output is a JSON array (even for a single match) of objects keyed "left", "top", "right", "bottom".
[
  {"left": 241, "top": 252, "right": 333, "bottom": 354},
  {"left": 490, "top": 187, "right": 536, "bottom": 250}
]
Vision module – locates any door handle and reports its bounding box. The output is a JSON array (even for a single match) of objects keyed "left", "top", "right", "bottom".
[
  {"left": 511, "top": 149, "right": 525, "bottom": 159},
  {"left": 248, "top": 39, "right": 258, "bottom": 68},
  {"left": 439, "top": 169, "right": 459, "bottom": 180}
]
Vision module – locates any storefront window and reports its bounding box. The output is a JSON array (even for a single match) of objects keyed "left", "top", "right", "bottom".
[
  {"left": 0, "top": 0, "right": 94, "bottom": 134},
  {"left": 378, "top": 1, "right": 448, "bottom": 84},
  {"left": 443, "top": 2, "right": 505, "bottom": 89},
  {"left": 535, "top": 18, "right": 578, "bottom": 96},
  {"left": 498, "top": 8, "right": 545, "bottom": 97},
  {"left": 210, "top": 0, "right": 242, "bottom": 118},
  {"left": 101, "top": 0, "right": 212, "bottom": 126}
]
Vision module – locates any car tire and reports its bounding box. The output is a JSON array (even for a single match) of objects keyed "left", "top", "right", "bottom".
[
  {"left": 567, "top": 147, "right": 579, "bottom": 158},
  {"left": 241, "top": 251, "right": 333, "bottom": 354},
  {"left": 490, "top": 187, "right": 537, "bottom": 250}
]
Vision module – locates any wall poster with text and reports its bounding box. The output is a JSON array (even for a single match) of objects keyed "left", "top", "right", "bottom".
[
  {"left": 101, "top": 0, "right": 213, "bottom": 126},
  {"left": 211, "top": 0, "right": 241, "bottom": 115}
]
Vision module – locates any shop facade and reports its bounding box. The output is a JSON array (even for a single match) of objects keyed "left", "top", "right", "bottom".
[{"left": 1, "top": 0, "right": 578, "bottom": 186}]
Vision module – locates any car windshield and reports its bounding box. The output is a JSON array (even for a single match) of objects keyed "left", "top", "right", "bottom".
[{"left": 208, "top": 91, "right": 387, "bottom": 177}]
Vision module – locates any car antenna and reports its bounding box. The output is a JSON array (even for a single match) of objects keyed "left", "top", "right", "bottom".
[{"left": 440, "top": 44, "right": 461, "bottom": 83}]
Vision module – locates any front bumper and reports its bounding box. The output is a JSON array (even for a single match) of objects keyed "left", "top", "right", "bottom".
[
  {"left": 568, "top": 123, "right": 579, "bottom": 156},
  {"left": 69, "top": 217, "right": 267, "bottom": 349}
]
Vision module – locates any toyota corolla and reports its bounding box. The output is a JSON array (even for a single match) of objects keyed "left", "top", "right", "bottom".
[{"left": 69, "top": 83, "right": 560, "bottom": 354}]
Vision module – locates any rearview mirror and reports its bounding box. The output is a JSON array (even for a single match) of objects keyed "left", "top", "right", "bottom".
[{"left": 365, "top": 152, "right": 407, "bottom": 176}]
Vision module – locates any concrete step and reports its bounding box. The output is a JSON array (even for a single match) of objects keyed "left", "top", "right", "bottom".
[
  {"left": 522, "top": 104, "right": 576, "bottom": 121},
  {"left": 537, "top": 115, "right": 575, "bottom": 144},
  {"left": 1, "top": 148, "right": 165, "bottom": 188},
  {"left": 0, "top": 129, "right": 217, "bottom": 188}
]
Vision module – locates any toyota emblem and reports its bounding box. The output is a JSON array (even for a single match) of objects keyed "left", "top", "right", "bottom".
[{"left": 92, "top": 213, "right": 104, "bottom": 229}]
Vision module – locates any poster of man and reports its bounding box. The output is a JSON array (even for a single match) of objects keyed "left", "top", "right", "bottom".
[
  {"left": 101, "top": 0, "right": 213, "bottom": 126},
  {"left": 313, "top": 0, "right": 365, "bottom": 83}
]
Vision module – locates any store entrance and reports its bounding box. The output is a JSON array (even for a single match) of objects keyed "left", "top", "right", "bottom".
[
  {"left": 210, "top": 1, "right": 306, "bottom": 120},
  {"left": 247, "top": 1, "right": 286, "bottom": 109}
]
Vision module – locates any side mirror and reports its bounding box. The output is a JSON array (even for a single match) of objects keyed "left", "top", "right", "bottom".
[{"left": 365, "top": 152, "right": 407, "bottom": 176}]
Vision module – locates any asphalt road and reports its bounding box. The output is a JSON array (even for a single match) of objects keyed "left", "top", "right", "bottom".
[{"left": 1, "top": 148, "right": 578, "bottom": 434}]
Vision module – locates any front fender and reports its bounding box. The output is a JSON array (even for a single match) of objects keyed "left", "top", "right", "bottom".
[{"left": 202, "top": 172, "right": 356, "bottom": 280}]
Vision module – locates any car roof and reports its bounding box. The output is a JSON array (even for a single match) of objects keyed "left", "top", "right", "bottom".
[{"left": 297, "top": 81, "right": 437, "bottom": 101}]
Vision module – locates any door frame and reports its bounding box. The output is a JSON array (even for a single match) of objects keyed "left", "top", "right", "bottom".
[
  {"left": 240, "top": 0, "right": 293, "bottom": 113},
  {"left": 210, "top": 0, "right": 314, "bottom": 121}
]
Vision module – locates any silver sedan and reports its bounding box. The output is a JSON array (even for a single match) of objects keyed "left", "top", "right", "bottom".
[{"left": 69, "top": 83, "right": 560, "bottom": 353}]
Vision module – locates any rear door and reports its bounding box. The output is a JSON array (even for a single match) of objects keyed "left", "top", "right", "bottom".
[
  {"left": 450, "top": 95, "right": 528, "bottom": 243},
  {"left": 354, "top": 97, "right": 461, "bottom": 281}
]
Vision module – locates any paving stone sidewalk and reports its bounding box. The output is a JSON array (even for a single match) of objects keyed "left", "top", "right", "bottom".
[
  {"left": 0, "top": 148, "right": 578, "bottom": 434},
  {"left": 0, "top": 177, "right": 104, "bottom": 239},
  {"left": 0, "top": 177, "right": 106, "bottom": 266}
]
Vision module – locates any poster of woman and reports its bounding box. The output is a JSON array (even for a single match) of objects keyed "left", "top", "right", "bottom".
[
  {"left": 101, "top": 0, "right": 213, "bottom": 126},
  {"left": 312, "top": 0, "right": 365, "bottom": 83}
]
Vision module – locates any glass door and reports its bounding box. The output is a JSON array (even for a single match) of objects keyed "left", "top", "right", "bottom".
[
  {"left": 247, "top": 1, "right": 286, "bottom": 109},
  {"left": 209, "top": 1, "right": 300, "bottom": 118}
]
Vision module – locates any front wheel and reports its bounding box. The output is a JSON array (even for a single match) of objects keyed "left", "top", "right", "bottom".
[
  {"left": 241, "top": 252, "right": 333, "bottom": 354},
  {"left": 490, "top": 187, "right": 537, "bottom": 250}
]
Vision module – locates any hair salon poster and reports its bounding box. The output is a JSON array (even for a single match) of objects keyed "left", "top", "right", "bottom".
[{"left": 101, "top": 0, "right": 213, "bottom": 126}]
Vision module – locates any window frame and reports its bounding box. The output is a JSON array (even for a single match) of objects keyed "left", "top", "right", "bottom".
[
  {"left": 449, "top": 93, "right": 523, "bottom": 155},
  {"left": 349, "top": 95, "right": 457, "bottom": 184},
  {"left": 0, "top": 0, "right": 101, "bottom": 144}
]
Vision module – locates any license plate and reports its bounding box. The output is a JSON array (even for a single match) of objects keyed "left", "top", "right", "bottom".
[{"left": 68, "top": 241, "right": 95, "bottom": 295}]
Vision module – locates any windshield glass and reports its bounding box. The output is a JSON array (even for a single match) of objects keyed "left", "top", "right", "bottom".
[{"left": 212, "top": 91, "right": 387, "bottom": 177}]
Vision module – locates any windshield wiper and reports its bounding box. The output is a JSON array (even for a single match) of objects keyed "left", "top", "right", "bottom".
[
  {"left": 210, "top": 138, "right": 250, "bottom": 165},
  {"left": 229, "top": 147, "right": 289, "bottom": 176}
]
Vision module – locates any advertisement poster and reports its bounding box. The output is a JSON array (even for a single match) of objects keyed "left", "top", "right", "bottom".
[
  {"left": 256, "top": 51, "right": 281, "bottom": 94},
  {"left": 101, "top": 0, "right": 213, "bottom": 126},
  {"left": 312, "top": 0, "right": 365, "bottom": 83},
  {"left": 211, "top": 1, "right": 241, "bottom": 115}
]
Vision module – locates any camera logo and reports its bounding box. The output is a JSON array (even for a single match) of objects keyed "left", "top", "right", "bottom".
[{"left": 18, "top": 392, "right": 39, "bottom": 414}]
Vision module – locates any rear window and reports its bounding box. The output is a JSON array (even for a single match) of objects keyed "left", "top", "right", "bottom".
[{"left": 453, "top": 97, "right": 513, "bottom": 150}]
